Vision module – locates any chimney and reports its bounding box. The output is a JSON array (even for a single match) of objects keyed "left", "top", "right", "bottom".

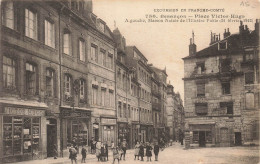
[
  {"left": 255, "top": 19, "right": 259, "bottom": 35},
  {"left": 189, "top": 31, "right": 197, "bottom": 56},
  {"left": 84, "top": 0, "right": 93, "bottom": 13},
  {"left": 239, "top": 21, "right": 244, "bottom": 34}
]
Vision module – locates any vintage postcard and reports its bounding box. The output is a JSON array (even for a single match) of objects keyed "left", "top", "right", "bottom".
[{"left": 0, "top": 0, "right": 259, "bottom": 163}]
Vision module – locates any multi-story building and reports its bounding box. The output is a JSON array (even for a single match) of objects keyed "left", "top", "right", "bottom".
[
  {"left": 0, "top": 0, "right": 116, "bottom": 163},
  {"left": 126, "top": 46, "right": 153, "bottom": 143},
  {"left": 0, "top": 1, "right": 61, "bottom": 162},
  {"left": 150, "top": 69, "right": 163, "bottom": 140},
  {"left": 150, "top": 66, "right": 168, "bottom": 139},
  {"left": 183, "top": 21, "right": 259, "bottom": 148},
  {"left": 113, "top": 28, "right": 132, "bottom": 147},
  {"left": 167, "top": 83, "right": 185, "bottom": 141}
]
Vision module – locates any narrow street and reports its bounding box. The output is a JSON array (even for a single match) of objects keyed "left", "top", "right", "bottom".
[{"left": 13, "top": 143, "right": 259, "bottom": 164}]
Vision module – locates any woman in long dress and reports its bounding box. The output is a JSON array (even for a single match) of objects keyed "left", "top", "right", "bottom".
[{"left": 134, "top": 141, "right": 140, "bottom": 160}]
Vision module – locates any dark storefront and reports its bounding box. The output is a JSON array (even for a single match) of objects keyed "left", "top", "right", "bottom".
[
  {"left": 118, "top": 123, "right": 130, "bottom": 148},
  {"left": 132, "top": 123, "right": 140, "bottom": 147},
  {"left": 60, "top": 107, "right": 91, "bottom": 151},
  {"left": 0, "top": 105, "right": 46, "bottom": 163}
]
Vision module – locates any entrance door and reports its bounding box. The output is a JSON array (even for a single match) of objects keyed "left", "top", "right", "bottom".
[
  {"left": 199, "top": 131, "right": 206, "bottom": 147},
  {"left": 47, "top": 119, "right": 57, "bottom": 157},
  {"left": 235, "top": 132, "right": 242, "bottom": 146},
  {"left": 220, "top": 128, "right": 229, "bottom": 147}
]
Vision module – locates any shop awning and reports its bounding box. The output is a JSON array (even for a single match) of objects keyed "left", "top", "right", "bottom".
[{"left": 0, "top": 98, "right": 48, "bottom": 108}]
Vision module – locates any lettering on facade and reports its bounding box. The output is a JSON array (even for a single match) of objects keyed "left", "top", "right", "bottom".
[
  {"left": 101, "top": 118, "right": 116, "bottom": 125},
  {"left": 61, "top": 109, "right": 91, "bottom": 118},
  {"left": 4, "top": 107, "right": 45, "bottom": 116}
]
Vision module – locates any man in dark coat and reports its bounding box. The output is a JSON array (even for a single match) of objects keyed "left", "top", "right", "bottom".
[
  {"left": 139, "top": 142, "right": 144, "bottom": 161},
  {"left": 146, "top": 142, "right": 152, "bottom": 161},
  {"left": 154, "top": 141, "right": 160, "bottom": 161}
]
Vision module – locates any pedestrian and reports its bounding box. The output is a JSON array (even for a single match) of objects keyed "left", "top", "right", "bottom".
[
  {"left": 81, "top": 146, "right": 87, "bottom": 163},
  {"left": 146, "top": 142, "right": 152, "bottom": 162},
  {"left": 159, "top": 138, "right": 165, "bottom": 151},
  {"left": 69, "top": 144, "right": 77, "bottom": 164},
  {"left": 153, "top": 141, "right": 160, "bottom": 161},
  {"left": 104, "top": 141, "right": 109, "bottom": 161},
  {"left": 139, "top": 142, "right": 144, "bottom": 161},
  {"left": 96, "top": 139, "right": 102, "bottom": 161},
  {"left": 134, "top": 141, "right": 140, "bottom": 160},
  {"left": 179, "top": 130, "right": 184, "bottom": 145},
  {"left": 52, "top": 144, "right": 58, "bottom": 159},
  {"left": 101, "top": 142, "right": 106, "bottom": 161},
  {"left": 90, "top": 137, "right": 95, "bottom": 154},
  {"left": 120, "top": 138, "right": 127, "bottom": 160},
  {"left": 113, "top": 146, "right": 120, "bottom": 164}
]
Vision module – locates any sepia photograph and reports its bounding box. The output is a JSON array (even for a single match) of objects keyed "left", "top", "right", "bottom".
[{"left": 0, "top": 0, "right": 259, "bottom": 163}]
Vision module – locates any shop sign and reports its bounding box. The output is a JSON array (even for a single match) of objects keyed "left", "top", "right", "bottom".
[
  {"left": 61, "top": 110, "right": 90, "bottom": 118},
  {"left": 4, "top": 107, "right": 45, "bottom": 116},
  {"left": 101, "top": 118, "right": 116, "bottom": 125}
]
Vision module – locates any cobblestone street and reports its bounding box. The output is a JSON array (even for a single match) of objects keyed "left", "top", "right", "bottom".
[{"left": 13, "top": 143, "right": 259, "bottom": 164}]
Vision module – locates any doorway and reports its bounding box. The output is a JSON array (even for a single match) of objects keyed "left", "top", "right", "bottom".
[
  {"left": 199, "top": 131, "right": 206, "bottom": 147},
  {"left": 235, "top": 132, "right": 242, "bottom": 146},
  {"left": 47, "top": 119, "right": 57, "bottom": 157}
]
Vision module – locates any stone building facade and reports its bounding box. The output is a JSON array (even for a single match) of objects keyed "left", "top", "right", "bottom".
[
  {"left": 0, "top": 0, "right": 116, "bottom": 163},
  {"left": 183, "top": 21, "right": 259, "bottom": 147},
  {"left": 126, "top": 46, "right": 153, "bottom": 143},
  {"left": 167, "top": 84, "right": 185, "bottom": 141}
]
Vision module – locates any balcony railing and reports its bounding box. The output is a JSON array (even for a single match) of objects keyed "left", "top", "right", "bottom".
[{"left": 152, "top": 89, "right": 161, "bottom": 97}]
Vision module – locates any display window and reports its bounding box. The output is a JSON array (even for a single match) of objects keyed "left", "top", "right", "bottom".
[
  {"left": 3, "top": 116, "right": 40, "bottom": 156},
  {"left": 67, "top": 120, "right": 88, "bottom": 147}
]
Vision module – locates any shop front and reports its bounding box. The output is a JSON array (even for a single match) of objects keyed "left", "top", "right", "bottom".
[
  {"left": 132, "top": 123, "right": 140, "bottom": 147},
  {"left": 118, "top": 122, "right": 131, "bottom": 148},
  {"left": 0, "top": 105, "right": 46, "bottom": 163},
  {"left": 100, "top": 117, "right": 117, "bottom": 147},
  {"left": 60, "top": 107, "right": 91, "bottom": 151},
  {"left": 189, "top": 124, "right": 215, "bottom": 147}
]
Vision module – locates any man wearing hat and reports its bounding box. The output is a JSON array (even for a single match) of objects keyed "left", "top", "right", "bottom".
[{"left": 120, "top": 138, "right": 128, "bottom": 160}]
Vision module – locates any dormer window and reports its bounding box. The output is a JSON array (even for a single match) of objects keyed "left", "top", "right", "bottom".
[
  {"left": 100, "top": 22, "right": 105, "bottom": 33},
  {"left": 218, "top": 40, "right": 227, "bottom": 50}
]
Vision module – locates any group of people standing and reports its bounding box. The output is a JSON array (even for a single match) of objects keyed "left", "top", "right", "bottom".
[{"left": 134, "top": 141, "right": 160, "bottom": 162}]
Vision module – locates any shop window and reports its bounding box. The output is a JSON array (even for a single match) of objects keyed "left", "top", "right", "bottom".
[
  {"left": 3, "top": 56, "right": 16, "bottom": 89},
  {"left": 26, "top": 63, "right": 37, "bottom": 95},
  {"left": 3, "top": 116, "right": 40, "bottom": 156},
  {"left": 195, "top": 103, "right": 208, "bottom": 115},
  {"left": 245, "top": 92, "right": 254, "bottom": 109},
  {"left": 46, "top": 68, "right": 54, "bottom": 97},
  {"left": 25, "top": 8, "right": 37, "bottom": 40},
  {"left": 197, "top": 83, "right": 205, "bottom": 97},
  {"left": 222, "top": 82, "right": 230, "bottom": 95},
  {"left": 2, "top": 1, "right": 14, "bottom": 29},
  {"left": 205, "top": 131, "right": 212, "bottom": 143},
  {"left": 245, "top": 72, "right": 254, "bottom": 85},
  {"left": 63, "top": 30, "right": 71, "bottom": 55},
  {"left": 79, "top": 39, "right": 85, "bottom": 61},
  {"left": 45, "top": 19, "right": 55, "bottom": 48}
]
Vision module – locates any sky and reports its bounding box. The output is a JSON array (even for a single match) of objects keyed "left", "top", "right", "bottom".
[{"left": 92, "top": 0, "right": 260, "bottom": 100}]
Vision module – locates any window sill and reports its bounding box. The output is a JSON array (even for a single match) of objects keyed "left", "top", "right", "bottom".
[{"left": 89, "top": 60, "right": 114, "bottom": 72}]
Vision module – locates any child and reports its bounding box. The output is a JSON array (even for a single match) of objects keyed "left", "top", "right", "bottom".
[
  {"left": 81, "top": 146, "right": 87, "bottom": 163},
  {"left": 139, "top": 142, "right": 144, "bottom": 161},
  {"left": 113, "top": 146, "right": 120, "bottom": 164}
]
